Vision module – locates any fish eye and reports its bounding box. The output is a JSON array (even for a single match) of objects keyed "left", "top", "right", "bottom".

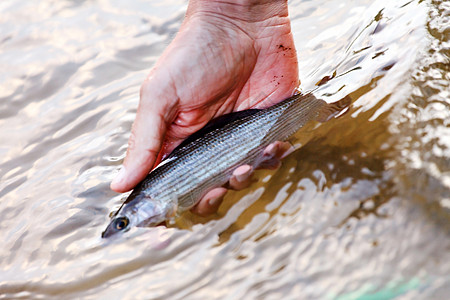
[{"left": 114, "top": 217, "right": 129, "bottom": 231}]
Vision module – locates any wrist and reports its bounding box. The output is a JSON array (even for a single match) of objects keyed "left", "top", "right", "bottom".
[{"left": 187, "top": 0, "right": 289, "bottom": 24}]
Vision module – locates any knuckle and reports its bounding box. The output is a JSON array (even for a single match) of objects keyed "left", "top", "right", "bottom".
[{"left": 143, "top": 148, "right": 159, "bottom": 160}]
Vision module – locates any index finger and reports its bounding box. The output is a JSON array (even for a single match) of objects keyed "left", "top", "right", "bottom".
[{"left": 110, "top": 77, "right": 178, "bottom": 193}]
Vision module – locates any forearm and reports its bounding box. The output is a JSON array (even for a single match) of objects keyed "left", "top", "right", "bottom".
[{"left": 187, "top": 0, "right": 289, "bottom": 23}]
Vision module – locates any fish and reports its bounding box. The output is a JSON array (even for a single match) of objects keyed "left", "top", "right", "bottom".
[{"left": 102, "top": 93, "right": 349, "bottom": 238}]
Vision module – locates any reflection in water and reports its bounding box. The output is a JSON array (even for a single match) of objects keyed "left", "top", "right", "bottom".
[
  {"left": 0, "top": 0, "right": 449, "bottom": 299},
  {"left": 392, "top": 0, "right": 450, "bottom": 230}
]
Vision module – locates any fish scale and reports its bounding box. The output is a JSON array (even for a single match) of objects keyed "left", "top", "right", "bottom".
[
  {"left": 103, "top": 93, "right": 327, "bottom": 238},
  {"left": 147, "top": 93, "right": 324, "bottom": 209}
]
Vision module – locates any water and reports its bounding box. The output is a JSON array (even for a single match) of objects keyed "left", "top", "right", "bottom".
[{"left": 0, "top": 0, "right": 449, "bottom": 299}]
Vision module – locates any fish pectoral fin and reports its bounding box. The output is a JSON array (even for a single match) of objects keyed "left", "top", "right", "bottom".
[
  {"left": 166, "top": 203, "right": 178, "bottom": 218},
  {"left": 165, "top": 203, "right": 178, "bottom": 225}
]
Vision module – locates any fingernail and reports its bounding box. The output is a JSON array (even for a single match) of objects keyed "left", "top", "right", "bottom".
[
  {"left": 111, "top": 167, "right": 126, "bottom": 187},
  {"left": 235, "top": 165, "right": 252, "bottom": 182},
  {"left": 208, "top": 196, "right": 222, "bottom": 207}
]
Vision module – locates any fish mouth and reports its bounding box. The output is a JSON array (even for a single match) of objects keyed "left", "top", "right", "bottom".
[
  {"left": 101, "top": 226, "right": 115, "bottom": 238},
  {"left": 101, "top": 223, "right": 118, "bottom": 238},
  {"left": 102, "top": 225, "right": 127, "bottom": 239},
  {"left": 101, "top": 229, "right": 110, "bottom": 239}
]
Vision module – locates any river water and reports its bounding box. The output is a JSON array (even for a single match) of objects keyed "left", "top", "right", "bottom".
[{"left": 0, "top": 0, "right": 449, "bottom": 299}]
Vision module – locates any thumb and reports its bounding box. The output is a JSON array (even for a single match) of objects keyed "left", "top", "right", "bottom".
[{"left": 110, "top": 77, "right": 178, "bottom": 193}]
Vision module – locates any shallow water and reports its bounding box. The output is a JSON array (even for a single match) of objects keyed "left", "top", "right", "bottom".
[{"left": 0, "top": 0, "right": 449, "bottom": 299}]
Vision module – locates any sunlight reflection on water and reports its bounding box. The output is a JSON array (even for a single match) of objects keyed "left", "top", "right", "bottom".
[{"left": 0, "top": 0, "right": 449, "bottom": 299}]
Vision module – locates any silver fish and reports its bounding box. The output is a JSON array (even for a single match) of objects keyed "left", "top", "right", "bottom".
[{"left": 102, "top": 93, "right": 347, "bottom": 238}]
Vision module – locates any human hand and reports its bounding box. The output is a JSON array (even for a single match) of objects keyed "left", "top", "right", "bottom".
[{"left": 111, "top": 0, "right": 299, "bottom": 215}]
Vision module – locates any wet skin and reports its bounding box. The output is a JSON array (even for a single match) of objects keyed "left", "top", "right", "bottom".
[{"left": 110, "top": 0, "right": 298, "bottom": 216}]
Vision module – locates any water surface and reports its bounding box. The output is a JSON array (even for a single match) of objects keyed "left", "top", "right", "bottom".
[{"left": 0, "top": 0, "right": 449, "bottom": 299}]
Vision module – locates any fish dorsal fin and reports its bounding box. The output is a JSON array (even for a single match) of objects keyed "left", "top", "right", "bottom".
[{"left": 168, "top": 108, "right": 261, "bottom": 156}]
